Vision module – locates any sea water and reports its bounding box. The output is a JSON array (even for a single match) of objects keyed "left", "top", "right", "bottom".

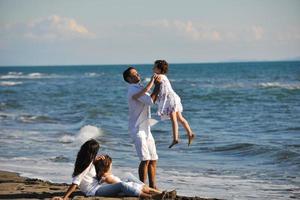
[{"left": 0, "top": 62, "right": 299, "bottom": 199}]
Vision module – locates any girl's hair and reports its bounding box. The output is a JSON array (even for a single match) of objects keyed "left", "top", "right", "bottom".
[
  {"left": 72, "top": 139, "right": 100, "bottom": 177},
  {"left": 154, "top": 60, "right": 168, "bottom": 74},
  {"left": 94, "top": 155, "right": 112, "bottom": 179}
]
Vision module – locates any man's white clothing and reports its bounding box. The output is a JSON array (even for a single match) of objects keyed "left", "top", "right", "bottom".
[{"left": 127, "top": 83, "right": 158, "bottom": 161}]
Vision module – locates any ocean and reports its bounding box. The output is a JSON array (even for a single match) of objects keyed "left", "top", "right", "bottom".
[{"left": 0, "top": 61, "right": 299, "bottom": 199}]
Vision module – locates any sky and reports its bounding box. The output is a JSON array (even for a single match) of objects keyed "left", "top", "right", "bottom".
[{"left": 0, "top": 0, "right": 300, "bottom": 66}]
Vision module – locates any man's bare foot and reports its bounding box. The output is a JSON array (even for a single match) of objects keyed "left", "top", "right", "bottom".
[
  {"left": 168, "top": 140, "right": 179, "bottom": 148},
  {"left": 188, "top": 133, "right": 195, "bottom": 146}
]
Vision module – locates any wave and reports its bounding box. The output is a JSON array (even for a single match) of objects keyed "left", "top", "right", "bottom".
[
  {"left": 0, "top": 112, "right": 21, "bottom": 120},
  {"left": 59, "top": 125, "right": 103, "bottom": 144},
  {"left": 18, "top": 114, "right": 58, "bottom": 124},
  {"left": 210, "top": 143, "right": 300, "bottom": 165},
  {"left": 48, "top": 155, "right": 70, "bottom": 163},
  {"left": 0, "top": 72, "right": 62, "bottom": 79},
  {"left": 210, "top": 143, "right": 274, "bottom": 156},
  {"left": 258, "top": 82, "right": 300, "bottom": 90},
  {"left": 212, "top": 143, "right": 256, "bottom": 152},
  {"left": 272, "top": 149, "right": 300, "bottom": 164},
  {"left": 84, "top": 72, "right": 104, "bottom": 77},
  {"left": 0, "top": 112, "right": 60, "bottom": 124},
  {"left": 0, "top": 81, "right": 23, "bottom": 86}
]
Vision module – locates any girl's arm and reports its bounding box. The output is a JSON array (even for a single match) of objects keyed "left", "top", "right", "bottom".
[
  {"left": 103, "top": 174, "right": 121, "bottom": 184},
  {"left": 132, "top": 74, "right": 157, "bottom": 100}
]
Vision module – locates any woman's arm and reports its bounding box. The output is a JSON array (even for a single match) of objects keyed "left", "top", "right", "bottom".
[
  {"left": 63, "top": 184, "right": 77, "bottom": 200},
  {"left": 132, "top": 74, "right": 157, "bottom": 100},
  {"left": 52, "top": 184, "right": 77, "bottom": 200}
]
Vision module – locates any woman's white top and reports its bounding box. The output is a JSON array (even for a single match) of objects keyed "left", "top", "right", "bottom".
[{"left": 72, "top": 162, "right": 100, "bottom": 196}]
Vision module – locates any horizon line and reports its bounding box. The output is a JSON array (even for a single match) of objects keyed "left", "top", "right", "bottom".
[{"left": 0, "top": 59, "right": 300, "bottom": 67}]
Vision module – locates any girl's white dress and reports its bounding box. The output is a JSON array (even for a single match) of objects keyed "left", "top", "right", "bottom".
[{"left": 157, "top": 75, "right": 183, "bottom": 120}]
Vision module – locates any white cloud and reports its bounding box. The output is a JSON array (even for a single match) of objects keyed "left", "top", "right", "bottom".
[
  {"left": 252, "top": 25, "right": 264, "bottom": 40},
  {"left": 143, "top": 19, "right": 222, "bottom": 42},
  {"left": 173, "top": 20, "right": 202, "bottom": 40},
  {"left": 2, "top": 15, "right": 95, "bottom": 40}
]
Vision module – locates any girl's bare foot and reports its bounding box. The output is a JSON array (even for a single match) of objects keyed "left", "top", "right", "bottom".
[
  {"left": 188, "top": 133, "right": 195, "bottom": 146},
  {"left": 169, "top": 140, "right": 179, "bottom": 148}
]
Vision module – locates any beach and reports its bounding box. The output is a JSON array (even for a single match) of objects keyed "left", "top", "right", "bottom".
[{"left": 0, "top": 170, "right": 220, "bottom": 200}]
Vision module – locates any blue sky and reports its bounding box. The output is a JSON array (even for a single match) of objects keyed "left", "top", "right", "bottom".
[{"left": 0, "top": 0, "right": 299, "bottom": 66}]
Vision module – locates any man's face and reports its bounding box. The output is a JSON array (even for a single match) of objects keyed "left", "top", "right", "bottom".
[{"left": 128, "top": 69, "right": 141, "bottom": 84}]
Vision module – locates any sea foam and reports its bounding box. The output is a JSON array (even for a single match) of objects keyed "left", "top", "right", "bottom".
[
  {"left": 59, "top": 125, "right": 103, "bottom": 144},
  {"left": 0, "top": 81, "right": 23, "bottom": 86},
  {"left": 0, "top": 72, "right": 62, "bottom": 79},
  {"left": 259, "top": 82, "right": 300, "bottom": 90}
]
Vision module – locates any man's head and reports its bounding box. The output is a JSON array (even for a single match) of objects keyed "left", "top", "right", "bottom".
[{"left": 123, "top": 67, "right": 141, "bottom": 84}]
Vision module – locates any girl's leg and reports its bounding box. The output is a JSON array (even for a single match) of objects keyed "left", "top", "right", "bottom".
[
  {"left": 169, "top": 112, "right": 179, "bottom": 148},
  {"left": 176, "top": 112, "right": 195, "bottom": 146}
]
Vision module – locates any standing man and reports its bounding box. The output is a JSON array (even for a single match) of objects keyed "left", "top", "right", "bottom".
[{"left": 123, "top": 67, "right": 160, "bottom": 189}]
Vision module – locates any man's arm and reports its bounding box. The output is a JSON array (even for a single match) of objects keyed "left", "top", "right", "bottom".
[{"left": 132, "top": 77, "right": 155, "bottom": 100}]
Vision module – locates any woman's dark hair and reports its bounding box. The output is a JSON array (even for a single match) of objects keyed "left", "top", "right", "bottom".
[
  {"left": 94, "top": 155, "right": 112, "bottom": 179},
  {"left": 72, "top": 139, "right": 100, "bottom": 177},
  {"left": 123, "top": 67, "right": 135, "bottom": 83},
  {"left": 154, "top": 60, "right": 168, "bottom": 74}
]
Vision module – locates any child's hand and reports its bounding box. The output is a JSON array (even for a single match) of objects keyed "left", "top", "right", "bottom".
[
  {"left": 154, "top": 74, "right": 162, "bottom": 84},
  {"left": 151, "top": 74, "right": 158, "bottom": 82}
]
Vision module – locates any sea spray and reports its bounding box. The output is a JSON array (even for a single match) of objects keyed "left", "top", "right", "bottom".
[{"left": 59, "top": 125, "right": 103, "bottom": 144}]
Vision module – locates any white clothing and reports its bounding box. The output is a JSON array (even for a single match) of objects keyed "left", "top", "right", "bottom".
[
  {"left": 157, "top": 75, "right": 183, "bottom": 120},
  {"left": 127, "top": 83, "right": 153, "bottom": 135},
  {"left": 127, "top": 83, "right": 158, "bottom": 161},
  {"left": 72, "top": 162, "right": 100, "bottom": 196},
  {"left": 134, "top": 129, "right": 158, "bottom": 161}
]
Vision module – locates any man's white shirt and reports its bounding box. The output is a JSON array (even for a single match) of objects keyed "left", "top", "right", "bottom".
[{"left": 127, "top": 83, "right": 153, "bottom": 136}]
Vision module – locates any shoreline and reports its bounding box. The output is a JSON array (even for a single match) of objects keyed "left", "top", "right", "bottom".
[{"left": 0, "top": 170, "right": 221, "bottom": 200}]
